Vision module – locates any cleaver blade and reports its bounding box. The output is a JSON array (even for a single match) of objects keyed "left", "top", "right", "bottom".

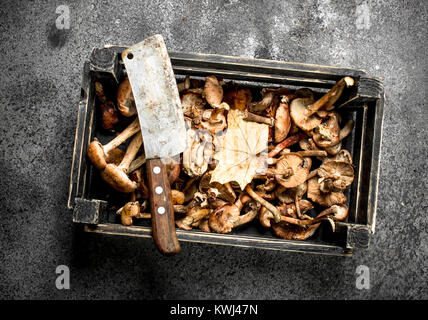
[{"left": 122, "top": 35, "right": 186, "bottom": 255}]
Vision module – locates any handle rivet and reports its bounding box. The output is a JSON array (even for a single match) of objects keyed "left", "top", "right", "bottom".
[
  {"left": 153, "top": 166, "right": 161, "bottom": 174},
  {"left": 155, "top": 186, "right": 163, "bottom": 194},
  {"left": 157, "top": 207, "right": 165, "bottom": 215}
]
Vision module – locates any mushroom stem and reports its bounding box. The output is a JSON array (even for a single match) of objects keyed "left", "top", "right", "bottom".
[
  {"left": 268, "top": 133, "right": 306, "bottom": 158},
  {"left": 295, "top": 194, "right": 303, "bottom": 219},
  {"left": 104, "top": 118, "right": 140, "bottom": 154},
  {"left": 233, "top": 205, "right": 260, "bottom": 227},
  {"left": 244, "top": 185, "right": 281, "bottom": 223},
  {"left": 243, "top": 111, "right": 274, "bottom": 126},
  {"left": 118, "top": 133, "right": 143, "bottom": 172},
  {"left": 305, "top": 77, "right": 354, "bottom": 116},
  {"left": 177, "top": 75, "right": 190, "bottom": 93},
  {"left": 307, "top": 169, "right": 319, "bottom": 180},
  {"left": 87, "top": 117, "right": 140, "bottom": 170},
  {"left": 280, "top": 214, "right": 333, "bottom": 226},
  {"left": 100, "top": 133, "right": 142, "bottom": 193},
  {"left": 128, "top": 153, "right": 146, "bottom": 174},
  {"left": 295, "top": 150, "right": 328, "bottom": 157},
  {"left": 338, "top": 120, "right": 355, "bottom": 141}
]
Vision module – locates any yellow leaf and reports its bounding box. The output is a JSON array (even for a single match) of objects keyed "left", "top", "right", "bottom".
[{"left": 210, "top": 110, "right": 269, "bottom": 190}]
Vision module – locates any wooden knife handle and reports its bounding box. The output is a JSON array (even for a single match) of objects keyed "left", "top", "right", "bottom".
[{"left": 146, "top": 158, "right": 181, "bottom": 255}]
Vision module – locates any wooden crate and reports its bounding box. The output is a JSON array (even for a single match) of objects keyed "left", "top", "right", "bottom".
[{"left": 68, "top": 46, "right": 384, "bottom": 256}]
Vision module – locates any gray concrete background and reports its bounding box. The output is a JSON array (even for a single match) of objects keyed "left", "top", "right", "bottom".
[{"left": 0, "top": 0, "right": 427, "bottom": 299}]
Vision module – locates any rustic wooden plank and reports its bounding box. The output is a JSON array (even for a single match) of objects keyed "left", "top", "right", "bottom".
[{"left": 85, "top": 223, "right": 351, "bottom": 256}]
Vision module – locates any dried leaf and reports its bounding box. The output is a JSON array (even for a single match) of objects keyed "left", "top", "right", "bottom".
[{"left": 210, "top": 110, "right": 269, "bottom": 190}]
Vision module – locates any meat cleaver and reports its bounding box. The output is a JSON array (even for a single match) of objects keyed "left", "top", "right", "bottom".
[{"left": 122, "top": 35, "right": 186, "bottom": 255}]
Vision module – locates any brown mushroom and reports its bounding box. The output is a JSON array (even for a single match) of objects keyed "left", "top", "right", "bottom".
[
  {"left": 177, "top": 75, "right": 191, "bottom": 93},
  {"left": 290, "top": 77, "right": 354, "bottom": 132},
  {"left": 250, "top": 87, "right": 291, "bottom": 112},
  {"left": 274, "top": 95, "right": 292, "bottom": 143},
  {"left": 312, "top": 112, "right": 341, "bottom": 148},
  {"left": 307, "top": 176, "right": 347, "bottom": 207},
  {"left": 269, "top": 153, "right": 311, "bottom": 189},
  {"left": 183, "top": 127, "right": 213, "bottom": 177},
  {"left": 323, "top": 119, "right": 355, "bottom": 155},
  {"left": 199, "top": 218, "right": 211, "bottom": 232},
  {"left": 199, "top": 171, "right": 237, "bottom": 203},
  {"left": 204, "top": 75, "right": 224, "bottom": 108},
  {"left": 116, "top": 201, "right": 149, "bottom": 226},
  {"left": 100, "top": 133, "right": 142, "bottom": 193},
  {"left": 116, "top": 77, "right": 136, "bottom": 117},
  {"left": 275, "top": 182, "right": 308, "bottom": 219},
  {"left": 318, "top": 160, "right": 354, "bottom": 192},
  {"left": 87, "top": 117, "right": 140, "bottom": 170},
  {"left": 128, "top": 153, "right": 146, "bottom": 174},
  {"left": 181, "top": 92, "right": 206, "bottom": 119},
  {"left": 259, "top": 199, "right": 313, "bottom": 228},
  {"left": 318, "top": 204, "right": 349, "bottom": 221},
  {"left": 200, "top": 107, "right": 228, "bottom": 134},
  {"left": 209, "top": 193, "right": 260, "bottom": 233},
  {"left": 171, "top": 190, "right": 185, "bottom": 205},
  {"left": 245, "top": 185, "right": 281, "bottom": 222},
  {"left": 272, "top": 221, "right": 320, "bottom": 240},
  {"left": 268, "top": 133, "right": 306, "bottom": 158},
  {"left": 176, "top": 206, "right": 212, "bottom": 230},
  {"left": 323, "top": 149, "right": 353, "bottom": 164},
  {"left": 99, "top": 101, "right": 119, "bottom": 132},
  {"left": 304, "top": 77, "right": 354, "bottom": 115}
]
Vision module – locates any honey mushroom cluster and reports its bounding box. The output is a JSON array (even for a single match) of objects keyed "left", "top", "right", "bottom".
[{"left": 88, "top": 73, "right": 357, "bottom": 240}]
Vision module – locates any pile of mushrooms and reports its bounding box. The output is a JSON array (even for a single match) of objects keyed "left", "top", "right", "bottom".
[{"left": 88, "top": 74, "right": 356, "bottom": 240}]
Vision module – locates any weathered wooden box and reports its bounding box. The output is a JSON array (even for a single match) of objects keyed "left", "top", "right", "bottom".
[{"left": 68, "top": 45, "right": 384, "bottom": 256}]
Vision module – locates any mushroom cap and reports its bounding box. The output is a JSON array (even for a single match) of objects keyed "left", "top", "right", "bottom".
[
  {"left": 199, "top": 218, "right": 211, "bottom": 232},
  {"left": 324, "top": 149, "right": 353, "bottom": 164},
  {"left": 200, "top": 108, "right": 227, "bottom": 134},
  {"left": 312, "top": 112, "right": 341, "bottom": 148},
  {"left": 209, "top": 204, "right": 240, "bottom": 233},
  {"left": 274, "top": 154, "right": 310, "bottom": 188},
  {"left": 101, "top": 163, "right": 137, "bottom": 193},
  {"left": 171, "top": 190, "right": 185, "bottom": 205},
  {"left": 204, "top": 75, "right": 223, "bottom": 107},
  {"left": 176, "top": 206, "right": 211, "bottom": 230},
  {"left": 318, "top": 160, "right": 354, "bottom": 189},
  {"left": 272, "top": 221, "right": 320, "bottom": 240},
  {"left": 259, "top": 206, "right": 274, "bottom": 228},
  {"left": 120, "top": 201, "right": 140, "bottom": 226},
  {"left": 116, "top": 77, "right": 136, "bottom": 117},
  {"left": 87, "top": 140, "right": 107, "bottom": 170},
  {"left": 100, "top": 101, "right": 119, "bottom": 131},
  {"left": 200, "top": 171, "right": 237, "bottom": 203},
  {"left": 275, "top": 182, "right": 307, "bottom": 204},
  {"left": 331, "top": 204, "right": 349, "bottom": 221},
  {"left": 307, "top": 177, "right": 346, "bottom": 207},
  {"left": 181, "top": 92, "right": 206, "bottom": 118},
  {"left": 290, "top": 97, "right": 322, "bottom": 132},
  {"left": 274, "top": 97, "right": 292, "bottom": 143}
]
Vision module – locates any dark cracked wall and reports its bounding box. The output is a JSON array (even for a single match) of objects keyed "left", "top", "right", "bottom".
[{"left": 0, "top": 0, "right": 427, "bottom": 299}]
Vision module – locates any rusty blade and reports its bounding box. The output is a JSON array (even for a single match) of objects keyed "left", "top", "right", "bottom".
[{"left": 122, "top": 34, "right": 186, "bottom": 159}]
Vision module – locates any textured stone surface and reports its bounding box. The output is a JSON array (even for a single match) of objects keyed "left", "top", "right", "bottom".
[{"left": 0, "top": 0, "right": 426, "bottom": 299}]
